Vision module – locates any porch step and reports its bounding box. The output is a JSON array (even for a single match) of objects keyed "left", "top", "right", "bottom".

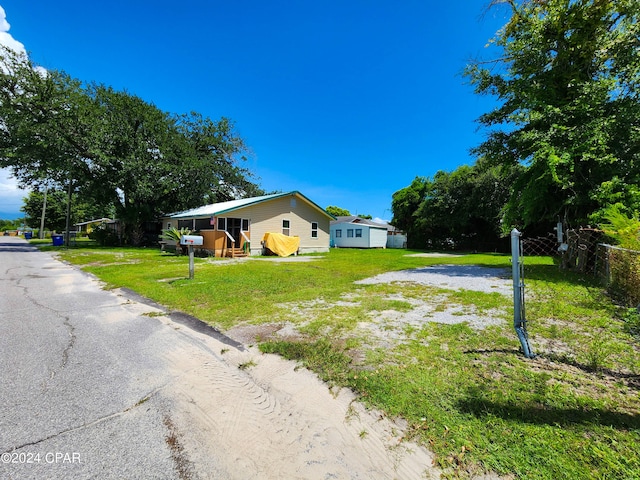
[{"left": 226, "top": 247, "right": 248, "bottom": 258}]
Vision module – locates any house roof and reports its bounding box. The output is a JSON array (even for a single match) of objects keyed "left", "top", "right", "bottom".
[
  {"left": 74, "top": 218, "right": 113, "bottom": 226},
  {"left": 330, "top": 216, "right": 405, "bottom": 233},
  {"left": 170, "top": 191, "right": 335, "bottom": 220},
  {"left": 330, "top": 216, "right": 388, "bottom": 229}
]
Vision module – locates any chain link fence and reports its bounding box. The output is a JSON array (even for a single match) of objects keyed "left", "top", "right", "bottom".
[
  {"left": 521, "top": 233, "right": 560, "bottom": 257},
  {"left": 522, "top": 228, "right": 602, "bottom": 269},
  {"left": 520, "top": 227, "right": 640, "bottom": 307},
  {"left": 595, "top": 244, "right": 640, "bottom": 307}
]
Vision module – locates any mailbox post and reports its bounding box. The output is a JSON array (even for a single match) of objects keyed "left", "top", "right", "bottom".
[{"left": 180, "top": 235, "right": 203, "bottom": 279}]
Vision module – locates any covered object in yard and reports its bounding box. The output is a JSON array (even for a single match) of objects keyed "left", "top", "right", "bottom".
[{"left": 262, "top": 232, "right": 300, "bottom": 257}]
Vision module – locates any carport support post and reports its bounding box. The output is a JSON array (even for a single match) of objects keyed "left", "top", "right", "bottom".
[
  {"left": 511, "top": 228, "right": 534, "bottom": 358},
  {"left": 188, "top": 245, "right": 195, "bottom": 280}
]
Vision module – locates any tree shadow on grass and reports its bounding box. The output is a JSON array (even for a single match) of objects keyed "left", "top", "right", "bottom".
[
  {"left": 543, "top": 351, "right": 640, "bottom": 384},
  {"left": 456, "top": 389, "right": 640, "bottom": 431},
  {"left": 460, "top": 348, "right": 640, "bottom": 430},
  {"left": 464, "top": 348, "right": 640, "bottom": 391}
]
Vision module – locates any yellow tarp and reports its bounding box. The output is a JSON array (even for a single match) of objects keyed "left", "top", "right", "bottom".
[{"left": 262, "top": 232, "right": 300, "bottom": 257}]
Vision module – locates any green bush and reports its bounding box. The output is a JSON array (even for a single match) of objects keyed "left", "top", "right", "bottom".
[
  {"left": 88, "top": 226, "right": 119, "bottom": 246},
  {"left": 609, "top": 249, "right": 640, "bottom": 307},
  {"left": 160, "top": 227, "right": 192, "bottom": 255}
]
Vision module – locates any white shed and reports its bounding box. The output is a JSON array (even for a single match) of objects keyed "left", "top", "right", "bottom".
[{"left": 330, "top": 217, "right": 388, "bottom": 249}]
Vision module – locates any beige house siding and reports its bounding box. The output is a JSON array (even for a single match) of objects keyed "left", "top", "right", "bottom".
[
  {"left": 165, "top": 192, "right": 331, "bottom": 257},
  {"left": 200, "top": 229, "right": 230, "bottom": 256},
  {"left": 230, "top": 194, "right": 330, "bottom": 255}
]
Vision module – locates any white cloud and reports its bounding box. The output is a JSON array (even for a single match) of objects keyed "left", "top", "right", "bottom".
[{"left": 0, "top": 6, "right": 25, "bottom": 54}]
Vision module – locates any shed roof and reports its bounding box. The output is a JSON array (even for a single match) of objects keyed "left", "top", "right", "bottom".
[
  {"left": 330, "top": 216, "right": 388, "bottom": 229},
  {"left": 170, "top": 191, "right": 335, "bottom": 220},
  {"left": 74, "top": 218, "right": 113, "bottom": 226}
]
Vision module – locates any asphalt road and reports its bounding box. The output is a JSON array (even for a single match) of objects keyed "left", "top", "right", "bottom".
[{"left": 0, "top": 237, "right": 238, "bottom": 479}]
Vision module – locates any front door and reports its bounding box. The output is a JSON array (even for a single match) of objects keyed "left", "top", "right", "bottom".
[{"left": 227, "top": 218, "right": 242, "bottom": 248}]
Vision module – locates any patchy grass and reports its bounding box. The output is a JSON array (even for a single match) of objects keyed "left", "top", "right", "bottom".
[
  {"left": 55, "top": 246, "right": 640, "bottom": 479},
  {"left": 30, "top": 237, "right": 98, "bottom": 248}
]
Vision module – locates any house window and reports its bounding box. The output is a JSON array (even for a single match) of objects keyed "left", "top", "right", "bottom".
[
  {"left": 195, "top": 218, "right": 211, "bottom": 230},
  {"left": 347, "top": 229, "right": 354, "bottom": 238},
  {"left": 217, "top": 218, "right": 226, "bottom": 231},
  {"left": 335, "top": 229, "right": 342, "bottom": 238},
  {"left": 355, "top": 229, "right": 362, "bottom": 238},
  {"left": 311, "top": 222, "right": 318, "bottom": 238},
  {"left": 242, "top": 219, "right": 249, "bottom": 231},
  {"left": 166, "top": 222, "right": 171, "bottom": 229},
  {"left": 282, "top": 219, "right": 290, "bottom": 236}
]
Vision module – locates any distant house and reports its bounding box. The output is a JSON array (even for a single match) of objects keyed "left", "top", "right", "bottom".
[
  {"left": 385, "top": 223, "right": 407, "bottom": 249},
  {"left": 164, "top": 191, "right": 334, "bottom": 257},
  {"left": 330, "top": 216, "right": 407, "bottom": 249},
  {"left": 330, "top": 216, "right": 388, "bottom": 249},
  {"left": 74, "top": 218, "right": 113, "bottom": 233}
]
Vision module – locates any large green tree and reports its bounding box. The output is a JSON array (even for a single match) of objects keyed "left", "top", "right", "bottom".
[
  {"left": 21, "top": 188, "right": 113, "bottom": 233},
  {"left": 466, "top": 0, "right": 640, "bottom": 230},
  {"left": 391, "top": 176, "right": 430, "bottom": 248},
  {"left": 0, "top": 46, "right": 263, "bottom": 245},
  {"left": 392, "top": 161, "right": 521, "bottom": 250},
  {"left": 0, "top": 46, "right": 95, "bottom": 193},
  {"left": 84, "top": 86, "right": 262, "bottom": 244}
]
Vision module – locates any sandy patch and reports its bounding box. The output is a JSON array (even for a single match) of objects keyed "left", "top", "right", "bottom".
[
  {"left": 160, "top": 331, "right": 440, "bottom": 480},
  {"left": 204, "top": 256, "right": 323, "bottom": 265},
  {"left": 405, "top": 253, "right": 464, "bottom": 258},
  {"left": 100, "top": 288, "right": 439, "bottom": 478},
  {"left": 360, "top": 297, "right": 507, "bottom": 347}
]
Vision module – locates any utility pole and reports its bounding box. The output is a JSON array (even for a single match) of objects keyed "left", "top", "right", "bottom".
[
  {"left": 39, "top": 185, "right": 48, "bottom": 239},
  {"left": 64, "top": 178, "right": 72, "bottom": 247}
]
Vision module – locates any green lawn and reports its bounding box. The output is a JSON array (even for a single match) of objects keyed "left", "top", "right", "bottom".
[{"left": 53, "top": 246, "right": 640, "bottom": 479}]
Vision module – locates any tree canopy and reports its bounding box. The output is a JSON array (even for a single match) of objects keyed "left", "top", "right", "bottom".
[
  {"left": 21, "top": 188, "right": 112, "bottom": 233},
  {"left": 0, "top": 46, "right": 263, "bottom": 244},
  {"left": 325, "top": 205, "right": 351, "bottom": 217},
  {"left": 391, "top": 160, "right": 521, "bottom": 250},
  {"left": 466, "top": 0, "right": 640, "bottom": 230}
]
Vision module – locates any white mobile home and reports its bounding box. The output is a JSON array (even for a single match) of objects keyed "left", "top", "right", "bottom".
[{"left": 330, "top": 216, "right": 388, "bottom": 249}]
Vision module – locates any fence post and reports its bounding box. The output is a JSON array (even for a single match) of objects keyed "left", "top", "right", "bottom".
[{"left": 511, "top": 229, "right": 535, "bottom": 358}]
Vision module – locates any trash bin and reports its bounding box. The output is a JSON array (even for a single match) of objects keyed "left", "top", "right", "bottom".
[
  {"left": 52, "top": 234, "right": 64, "bottom": 246},
  {"left": 24, "top": 231, "right": 32, "bottom": 240}
]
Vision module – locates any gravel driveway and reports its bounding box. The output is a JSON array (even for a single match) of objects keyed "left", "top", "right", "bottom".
[
  {"left": 350, "top": 264, "right": 515, "bottom": 338},
  {"left": 355, "top": 264, "right": 513, "bottom": 296}
]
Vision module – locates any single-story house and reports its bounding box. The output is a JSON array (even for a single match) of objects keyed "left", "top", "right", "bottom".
[
  {"left": 74, "top": 218, "right": 113, "bottom": 233},
  {"left": 330, "top": 216, "right": 389, "bottom": 249},
  {"left": 164, "top": 191, "right": 334, "bottom": 257}
]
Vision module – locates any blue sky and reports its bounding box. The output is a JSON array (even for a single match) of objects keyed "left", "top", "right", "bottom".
[{"left": 0, "top": 1, "right": 509, "bottom": 222}]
